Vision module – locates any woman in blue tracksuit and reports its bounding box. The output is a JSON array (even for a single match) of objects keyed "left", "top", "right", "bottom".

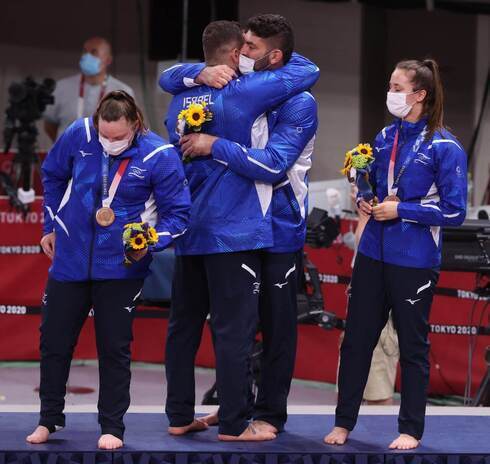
[
  {"left": 26, "top": 91, "right": 190, "bottom": 449},
  {"left": 325, "top": 60, "right": 467, "bottom": 449}
]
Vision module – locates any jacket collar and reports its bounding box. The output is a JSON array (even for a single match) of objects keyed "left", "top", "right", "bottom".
[{"left": 395, "top": 117, "right": 428, "bottom": 138}]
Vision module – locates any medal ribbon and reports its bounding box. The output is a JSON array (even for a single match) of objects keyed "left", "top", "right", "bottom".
[
  {"left": 78, "top": 74, "right": 108, "bottom": 119},
  {"left": 387, "top": 130, "right": 399, "bottom": 196},
  {"left": 387, "top": 125, "right": 428, "bottom": 197},
  {"left": 101, "top": 156, "right": 130, "bottom": 209}
]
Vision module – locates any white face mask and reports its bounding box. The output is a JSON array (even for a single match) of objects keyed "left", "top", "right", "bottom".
[
  {"left": 239, "top": 54, "right": 256, "bottom": 75},
  {"left": 99, "top": 134, "right": 132, "bottom": 156},
  {"left": 239, "top": 50, "right": 274, "bottom": 75},
  {"left": 386, "top": 91, "right": 417, "bottom": 119}
]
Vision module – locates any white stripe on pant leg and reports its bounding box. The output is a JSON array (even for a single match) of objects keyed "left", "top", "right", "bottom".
[
  {"left": 416, "top": 280, "right": 431, "bottom": 295},
  {"left": 241, "top": 263, "right": 256, "bottom": 278},
  {"left": 132, "top": 289, "right": 143, "bottom": 302},
  {"left": 284, "top": 264, "right": 296, "bottom": 280}
]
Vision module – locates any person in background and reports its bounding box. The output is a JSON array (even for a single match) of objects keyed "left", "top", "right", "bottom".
[
  {"left": 362, "top": 315, "right": 399, "bottom": 405},
  {"left": 44, "top": 37, "right": 134, "bottom": 142},
  {"left": 325, "top": 58, "right": 467, "bottom": 450},
  {"left": 27, "top": 91, "right": 190, "bottom": 450}
]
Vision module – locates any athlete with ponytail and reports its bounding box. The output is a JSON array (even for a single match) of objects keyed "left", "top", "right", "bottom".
[{"left": 325, "top": 59, "right": 467, "bottom": 449}]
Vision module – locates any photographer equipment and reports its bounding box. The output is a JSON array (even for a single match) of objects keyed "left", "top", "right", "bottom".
[
  {"left": 442, "top": 219, "right": 490, "bottom": 273},
  {"left": 305, "top": 207, "right": 340, "bottom": 249},
  {"left": 299, "top": 252, "right": 345, "bottom": 330},
  {"left": 2, "top": 77, "right": 55, "bottom": 212},
  {"left": 442, "top": 220, "right": 490, "bottom": 406},
  {"left": 472, "top": 346, "right": 490, "bottom": 406}
]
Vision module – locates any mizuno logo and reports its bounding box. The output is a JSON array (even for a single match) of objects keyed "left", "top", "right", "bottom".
[
  {"left": 375, "top": 146, "right": 384, "bottom": 152},
  {"left": 125, "top": 305, "right": 135, "bottom": 313},
  {"left": 274, "top": 264, "right": 296, "bottom": 289},
  {"left": 79, "top": 150, "right": 93, "bottom": 157},
  {"left": 274, "top": 282, "right": 288, "bottom": 289},
  {"left": 406, "top": 298, "right": 421, "bottom": 305}
]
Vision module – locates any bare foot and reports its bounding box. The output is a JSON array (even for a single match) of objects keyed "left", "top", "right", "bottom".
[
  {"left": 389, "top": 433, "right": 419, "bottom": 450},
  {"left": 98, "top": 434, "right": 123, "bottom": 450},
  {"left": 26, "top": 425, "right": 50, "bottom": 444},
  {"left": 324, "top": 426, "right": 349, "bottom": 445},
  {"left": 168, "top": 419, "right": 208, "bottom": 436},
  {"left": 218, "top": 424, "right": 276, "bottom": 441},
  {"left": 252, "top": 420, "right": 278, "bottom": 434},
  {"left": 199, "top": 411, "right": 219, "bottom": 426}
]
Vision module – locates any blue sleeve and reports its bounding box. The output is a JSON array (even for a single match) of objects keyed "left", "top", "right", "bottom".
[
  {"left": 397, "top": 141, "right": 467, "bottom": 226},
  {"left": 158, "top": 63, "right": 206, "bottom": 95},
  {"left": 41, "top": 125, "right": 76, "bottom": 235},
  {"left": 150, "top": 147, "right": 191, "bottom": 251},
  {"left": 232, "top": 53, "right": 320, "bottom": 115},
  {"left": 211, "top": 94, "right": 318, "bottom": 183}
]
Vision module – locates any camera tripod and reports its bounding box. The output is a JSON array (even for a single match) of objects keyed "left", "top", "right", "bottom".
[
  {"left": 472, "top": 346, "right": 490, "bottom": 406},
  {"left": 2, "top": 76, "right": 55, "bottom": 212}
]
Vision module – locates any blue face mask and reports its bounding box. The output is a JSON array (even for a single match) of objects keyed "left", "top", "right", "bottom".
[{"left": 79, "top": 53, "right": 101, "bottom": 76}]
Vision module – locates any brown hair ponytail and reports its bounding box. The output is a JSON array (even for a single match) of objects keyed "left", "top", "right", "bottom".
[
  {"left": 93, "top": 90, "right": 147, "bottom": 133},
  {"left": 396, "top": 58, "right": 445, "bottom": 140}
]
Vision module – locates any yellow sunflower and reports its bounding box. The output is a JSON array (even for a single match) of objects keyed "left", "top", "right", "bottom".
[
  {"left": 185, "top": 104, "right": 206, "bottom": 127},
  {"left": 178, "top": 109, "right": 187, "bottom": 120},
  {"left": 356, "top": 143, "right": 373, "bottom": 158},
  {"left": 148, "top": 227, "right": 158, "bottom": 244},
  {"left": 341, "top": 150, "right": 353, "bottom": 176},
  {"left": 130, "top": 233, "right": 147, "bottom": 250}
]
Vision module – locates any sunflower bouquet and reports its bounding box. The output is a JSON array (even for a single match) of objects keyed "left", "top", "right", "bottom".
[
  {"left": 122, "top": 222, "right": 158, "bottom": 266},
  {"left": 177, "top": 103, "right": 213, "bottom": 135},
  {"left": 341, "top": 143, "right": 376, "bottom": 202},
  {"left": 176, "top": 102, "right": 213, "bottom": 163}
]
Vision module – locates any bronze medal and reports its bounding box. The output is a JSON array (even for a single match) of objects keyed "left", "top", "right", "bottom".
[
  {"left": 383, "top": 194, "right": 401, "bottom": 203},
  {"left": 96, "top": 207, "right": 115, "bottom": 226}
]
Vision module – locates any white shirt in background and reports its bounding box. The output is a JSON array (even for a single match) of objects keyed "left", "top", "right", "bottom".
[{"left": 44, "top": 74, "right": 134, "bottom": 139}]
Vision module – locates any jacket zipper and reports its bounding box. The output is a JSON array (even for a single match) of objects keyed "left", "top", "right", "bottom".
[
  {"left": 88, "top": 156, "right": 121, "bottom": 279},
  {"left": 88, "top": 159, "right": 108, "bottom": 280},
  {"left": 381, "top": 125, "right": 403, "bottom": 263},
  {"left": 88, "top": 197, "right": 97, "bottom": 281}
]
